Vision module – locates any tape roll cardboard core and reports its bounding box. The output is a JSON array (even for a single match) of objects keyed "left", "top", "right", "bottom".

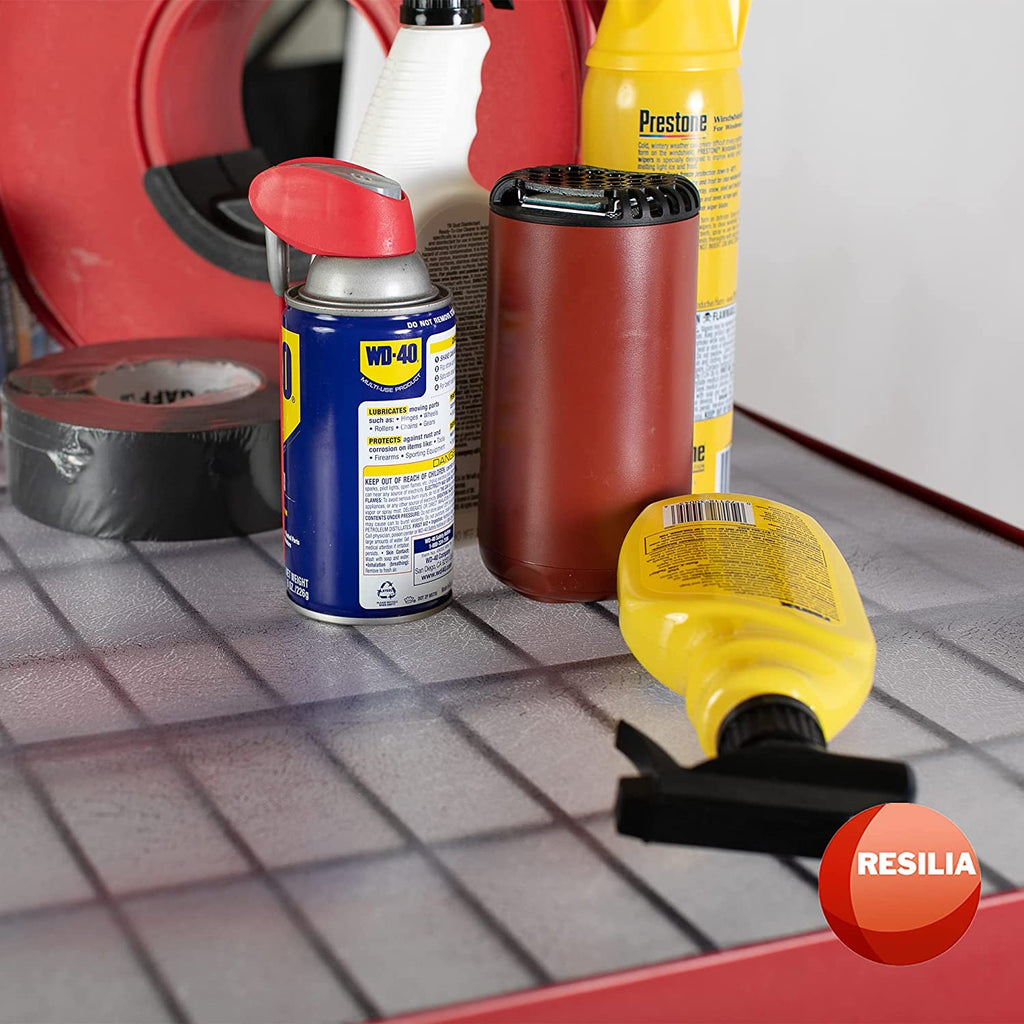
[{"left": 91, "top": 358, "right": 263, "bottom": 407}]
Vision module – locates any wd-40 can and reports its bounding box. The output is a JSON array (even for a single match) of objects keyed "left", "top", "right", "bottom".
[{"left": 250, "top": 158, "right": 456, "bottom": 623}]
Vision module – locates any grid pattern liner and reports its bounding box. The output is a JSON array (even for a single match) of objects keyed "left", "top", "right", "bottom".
[{"left": 0, "top": 412, "right": 1022, "bottom": 1023}]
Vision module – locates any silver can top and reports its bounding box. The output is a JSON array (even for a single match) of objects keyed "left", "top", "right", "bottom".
[{"left": 286, "top": 253, "right": 449, "bottom": 318}]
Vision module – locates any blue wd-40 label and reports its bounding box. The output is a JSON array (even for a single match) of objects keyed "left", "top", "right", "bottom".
[{"left": 280, "top": 303, "right": 456, "bottom": 620}]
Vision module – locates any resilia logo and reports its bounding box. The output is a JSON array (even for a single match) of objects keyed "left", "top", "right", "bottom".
[{"left": 818, "top": 803, "right": 981, "bottom": 965}]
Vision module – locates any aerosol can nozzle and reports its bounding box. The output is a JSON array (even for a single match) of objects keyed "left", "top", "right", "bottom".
[{"left": 248, "top": 157, "right": 416, "bottom": 295}]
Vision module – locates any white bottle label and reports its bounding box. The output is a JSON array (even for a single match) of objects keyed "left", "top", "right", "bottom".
[
  {"left": 357, "top": 327, "right": 456, "bottom": 610},
  {"left": 418, "top": 201, "right": 489, "bottom": 543}
]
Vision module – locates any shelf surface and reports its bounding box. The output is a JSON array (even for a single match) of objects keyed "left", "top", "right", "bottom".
[{"left": 0, "top": 412, "right": 1021, "bottom": 1022}]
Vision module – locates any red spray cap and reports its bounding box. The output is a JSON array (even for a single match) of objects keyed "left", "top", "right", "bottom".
[{"left": 249, "top": 158, "right": 417, "bottom": 293}]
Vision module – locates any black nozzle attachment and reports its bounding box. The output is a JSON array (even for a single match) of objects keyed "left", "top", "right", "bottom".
[
  {"left": 614, "top": 699, "right": 915, "bottom": 858},
  {"left": 400, "top": 0, "right": 512, "bottom": 26}
]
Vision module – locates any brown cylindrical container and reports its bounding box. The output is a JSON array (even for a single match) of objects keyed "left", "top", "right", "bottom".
[{"left": 479, "top": 165, "right": 700, "bottom": 602}]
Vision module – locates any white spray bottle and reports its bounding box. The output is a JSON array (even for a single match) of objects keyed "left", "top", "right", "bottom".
[{"left": 350, "top": 0, "right": 512, "bottom": 543}]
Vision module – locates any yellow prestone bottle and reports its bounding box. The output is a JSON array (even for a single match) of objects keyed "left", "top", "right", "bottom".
[
  {"left": 581, "top": 0, "right": 748, "bottom": 493},
  {"left": 619, "top": 494, "right": 874, "bottom": 754},
  {"left": 613, "top": 494, "right": 913, "bottom": 857}
]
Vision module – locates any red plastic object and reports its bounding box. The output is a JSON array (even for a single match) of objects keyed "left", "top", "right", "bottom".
[
  {"left": 137, "top": 0, "right": 268, "bottom": 167},
  {"left": 479, "top": 173, "right": 698, "bottom": 602},
  {"left": 0, "top": 0, "right": 594, "bottom": 350},
  {"left": 249, "top": 158, "right": 416, "bottom": 258},
  {"left": 387, "top": 889, "right": 1024, "bottom": 1024}
]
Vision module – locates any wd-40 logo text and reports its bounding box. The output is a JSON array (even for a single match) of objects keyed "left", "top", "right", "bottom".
[
  {"left": 360, "top": 338, "right": 422, "bottom": 390},
  {"left": 639, "top": 109, "right": 708, "bottom": 136}
]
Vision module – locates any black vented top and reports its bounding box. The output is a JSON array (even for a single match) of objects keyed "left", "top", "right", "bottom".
[{"left": 490, "top": 165, "right": 700, "bottom": 227}]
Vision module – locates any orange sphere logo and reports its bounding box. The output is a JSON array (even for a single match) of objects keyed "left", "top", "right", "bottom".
[{"left": 818, "top": 803, "right": 981, "bottom": 965}]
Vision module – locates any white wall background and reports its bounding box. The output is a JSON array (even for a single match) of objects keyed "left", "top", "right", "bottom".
[{"left": 736, "top": 1, "right": 1024, "bottom": 528}]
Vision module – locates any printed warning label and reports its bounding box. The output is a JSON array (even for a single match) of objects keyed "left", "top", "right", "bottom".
[
  {"left": 695, "top": 303, "right": 735, "bottom": 423},
  {"left": 636, "top": 110, "right": 742, "bottom": 264},
  {"left": 692, "top": 303, "right": 735, "bottom": 493},
  {"left": 358, "top": 328, "right": 456, "bottom": 611},
  {"left": 420, "top": 211, "right": 488, "bottom": 541},
  {"left": 640, "top": 498, "right": 841, "bottom": 622}
]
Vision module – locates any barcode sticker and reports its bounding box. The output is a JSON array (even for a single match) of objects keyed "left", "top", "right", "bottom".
[
  {"left": 662, "top": 498, "right": 754, "bottom": 528},
  {"left": 716, "top": 446, "right": 731, "bottom": 492}
]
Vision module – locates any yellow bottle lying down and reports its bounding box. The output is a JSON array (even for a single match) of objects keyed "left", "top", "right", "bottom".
[{"left": 614, "top": 494, "right": 914, "bottom": 858}]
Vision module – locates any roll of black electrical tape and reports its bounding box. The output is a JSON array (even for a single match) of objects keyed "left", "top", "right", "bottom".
[{"left": 1, "top": 338, "right": 281, "bottom": 540}]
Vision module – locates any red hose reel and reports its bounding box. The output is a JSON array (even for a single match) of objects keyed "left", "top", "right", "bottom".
[{"left": 0, "top": 0, "right": 600, "bottom": 348}]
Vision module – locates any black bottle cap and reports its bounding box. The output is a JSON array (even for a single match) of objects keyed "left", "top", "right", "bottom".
[
  {"left": 614, "top": 699, "right": 916, "bottom": 859},
  {"left": 400, "top": 0, "right": 513, "bottom": 27},
  {"left": 718, "top": 694, "right": 827, "bottom": 754}
]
